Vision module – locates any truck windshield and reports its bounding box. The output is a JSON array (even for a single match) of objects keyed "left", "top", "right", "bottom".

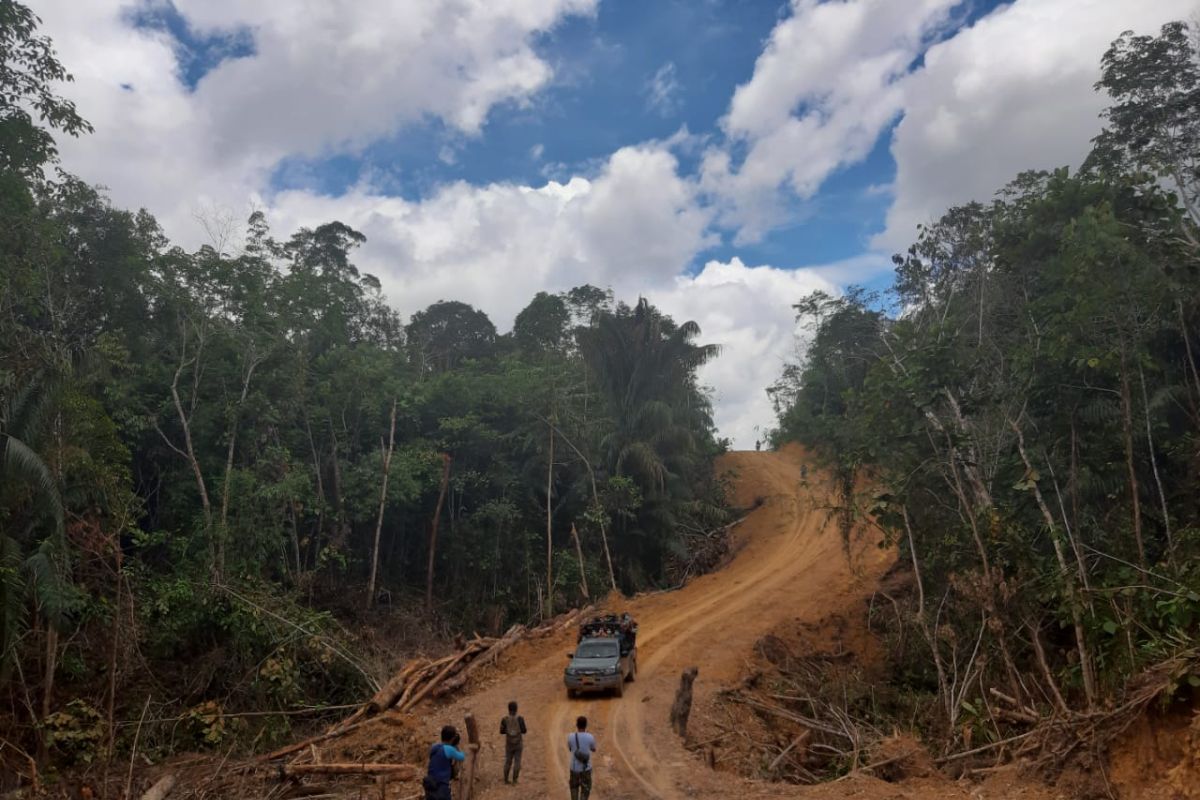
[{"left": 576, "top": 640, "right": 619, "bottom": 658}]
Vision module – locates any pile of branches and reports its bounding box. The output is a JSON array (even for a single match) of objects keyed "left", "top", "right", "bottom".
[
  {"left": 939, "top": 645, "right": 1200, "bottom": 778},
  {"left": 667, "top": 510, "right": 756, "bottom": 587},
  {"left": 706, "top": 634, "right": 888, "bottom": 784},
  {"left": 258, "top": 606, "right": 593, "bottom": 773}
]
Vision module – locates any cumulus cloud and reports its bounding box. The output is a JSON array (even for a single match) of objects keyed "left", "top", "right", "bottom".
[
  {"left": 873, "top": 0, "right": 1200, "bottom": 253},
  {"left": 648, "top": 257, "right": 878, "bottom": 448},
  {"left": 876, "top": 0, "right": 1197, "bottom": 252},
  {"left": 703, "top": 0, "right": 959, "bottom": 242},
  {"left": 36, "top": 0, "right": 597, "bottom": 241},
  {"left": 263, "top": 144, "right": 712, "bottom": 326}
]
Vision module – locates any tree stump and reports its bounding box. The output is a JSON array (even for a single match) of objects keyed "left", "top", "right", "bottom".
[{"left": 669, "top": 667, "right": 698, "bottom": 739}]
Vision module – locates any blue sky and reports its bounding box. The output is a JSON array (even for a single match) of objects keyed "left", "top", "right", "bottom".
[{"left": 39, "top": 0, "right": 1192, "bottom": 444}]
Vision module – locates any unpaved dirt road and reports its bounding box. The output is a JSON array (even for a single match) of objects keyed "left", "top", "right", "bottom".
[{"left": 429, "top": 447, "right": 894, "bottom": 799}]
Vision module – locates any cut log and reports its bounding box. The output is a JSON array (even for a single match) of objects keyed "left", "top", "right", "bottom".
[
  {"left": 365, "top": 659, "right": 426, "bottom": 715},
  {"left": 432, "top": 625, "right": 525, "bottom": 698},
  {"left": 281, "top": 764, "right": 418, "bottom": 778},
  {"left": 399, "top": 649, "right": 474, "bottom": 712},
  {"left": 140, "top": 774, "right": 176, "bottom": 800}
]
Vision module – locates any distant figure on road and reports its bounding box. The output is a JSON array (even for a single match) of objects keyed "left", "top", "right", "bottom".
[
  {"left": 755, "top": 439, "right": 761, "bottom": 451},
  {"left": 422, "top": 725, "right": 465, "bottom": 800},
  {"left": 500, "top": 700, "right": 527, "bottom": 784},
  {"left": 568, "top": 715, "right": 597, "bottom": 800}
]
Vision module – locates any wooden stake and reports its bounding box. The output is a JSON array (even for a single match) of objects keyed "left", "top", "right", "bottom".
[{"left": 461, "top": 713, "right": 480, "bottom": 800}]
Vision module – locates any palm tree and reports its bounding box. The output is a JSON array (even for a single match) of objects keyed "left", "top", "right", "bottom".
[
  {"left": 0, "top": 372, "right": 68, "bottom": 672},
  {"left": 578, "top": 300, "right": 720, "bottom": 575},
  {"left": 581, "top": 299, "right": 719, "bottom": 490}
]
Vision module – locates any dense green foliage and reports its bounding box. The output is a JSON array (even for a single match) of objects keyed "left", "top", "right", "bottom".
[
  {"left": 771, "top": 21, "right": 1200, "bottom": 745},
  {"left": 0, "top": 2, "right": 725, "bottom": 760}
]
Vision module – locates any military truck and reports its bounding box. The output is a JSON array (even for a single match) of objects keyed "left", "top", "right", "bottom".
[{"left": 563, "top": 614, "right": 638, "bottom": 698}]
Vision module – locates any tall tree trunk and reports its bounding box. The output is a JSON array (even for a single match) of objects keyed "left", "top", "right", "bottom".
[
  {"left": 1010, "top": 419, "right": 1097, "bottom": 708},
  {"left": 41, "top": 626, "right": 58, "bottom": 725},
  {"left": 1119, "top": 351, "right": 1146, "bottom": 566},
  {"left": 570, "top": 523, "right": 590, "bottom": 601},
  {"left": 367, "top": 398, "right": 397, "bottom": 609},
  {"left": 545, "top": 424, "right": 555, "bottom": 619},
  {"left": 217, "top": 352, "right": 261, "bottom": 582},
  {"left": 1138, "top": 364, "right": 1174, "bottom": 564},
  {"left": 166, "top": 337, "right": 211, "bottom": 529},
  {"left": 1178, "top": 299, "right": 1200, "bottom": 403},
  {"left": 539, "top": 415, "right": 617, "bottom": 592},
  {"left": 425, "top": 453, "right": 451, "bottom": 611},
  {"left": 901, "top": 506, "right": 948, "bottom": 720},
  {"left": 328, "top": 422, "right": 349, "bottom": 551},
  {"left": 287, "top": 501, "right": 303, "bottom": 576},
  {"left": 105, "top": 541, "right": 123, "bottom": 764},
  {"left": 301, "top": 408, "right": 326, "bottom": 571}
]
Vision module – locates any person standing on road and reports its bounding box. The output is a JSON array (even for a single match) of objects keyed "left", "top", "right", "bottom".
[
  {"left": 500, "top": 700, "right": 527, "bottom": 784},
  {"left": 567, "top": 716, "right": 596, "bottom": 800},
  {"left": 423, "top": 725, "right": 466, "bottom": 800}
]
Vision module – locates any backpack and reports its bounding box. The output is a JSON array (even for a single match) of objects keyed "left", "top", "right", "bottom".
[
  {"left": 504, "top": 715, "right": 523, "bottom": 747},
  {"left": 573, "top": 733, "right": 591, "bottom": 765}
]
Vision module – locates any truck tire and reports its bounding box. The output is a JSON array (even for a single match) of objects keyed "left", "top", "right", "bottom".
[
  {"left": 566, "top": 688, "right": 576, "bottom": 700},
  {"left": 613, "top": 678, "right": 624, "bottom": 698},
  {"left": 627, "top": 658, "right": 636, "bottom": 682}
]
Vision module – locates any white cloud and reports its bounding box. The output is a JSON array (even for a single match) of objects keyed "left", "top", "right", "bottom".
[
  {"left": 648, "top": 257, "right": 880, "bottom": 448},
  {"left": 36, "top": 0, "right": 598, "bottom": 242},
  {"left": 876, "top": 0, "right": 1198, "bottom": 252},
  {"left": 703, "top": 0, "right": 960, "bottom": 242},
  {"left": 264, "top": 144, "right": 712, "bottom": 335},
  {"left": 644, "top": 62, "right": 681, "bottom": 116}
]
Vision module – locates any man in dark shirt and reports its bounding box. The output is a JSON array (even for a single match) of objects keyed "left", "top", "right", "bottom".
[
  {"left": 500, "top": 700, "right": 527, "bottom": 783},
  {"left": 423, "top": 725, "right": 466, "bottom": 800}
]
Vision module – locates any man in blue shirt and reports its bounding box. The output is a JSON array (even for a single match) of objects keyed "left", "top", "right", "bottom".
[
  {"left": 567, "top": 716, "right": 597, "bottom": 800},
  {"left": 423, "top": 725, "right": 466, "bottom": 800}
]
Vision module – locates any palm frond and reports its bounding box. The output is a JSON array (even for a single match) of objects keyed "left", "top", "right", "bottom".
[{"left": 1, "top": 434, "right": 64, "bottom": 537}]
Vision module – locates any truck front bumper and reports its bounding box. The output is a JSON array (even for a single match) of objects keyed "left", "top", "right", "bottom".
[{"left": 564, "top": 673, "right": 622, "bottom": 693}]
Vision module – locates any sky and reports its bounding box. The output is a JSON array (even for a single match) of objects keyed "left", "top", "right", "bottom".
[{"left": 32, "top": 0, "right": 1197, "bottom": 447}]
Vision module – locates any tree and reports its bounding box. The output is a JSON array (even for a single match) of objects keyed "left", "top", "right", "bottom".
[
  {"left": 406, "top": 301, "right": 497, "bottom": 375},
  {"left": 0, "top": 0, "right": 91, "bottom": 176},
  {"left": 513, "top": 292, "right": 571, "bottom": 353}
]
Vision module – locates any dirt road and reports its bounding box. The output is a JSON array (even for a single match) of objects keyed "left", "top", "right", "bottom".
[{"left": 431, "top": 447, "right": 894, "bottom": 799}]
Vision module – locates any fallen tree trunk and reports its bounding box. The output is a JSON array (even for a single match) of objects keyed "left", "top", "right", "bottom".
[
  {"left": 259, "top": 716, "right": 384, "bottom": 762},
  {"left": 399, "top": 648, "right": 475, "bottom": 712},
  {"left": 281, "top": 763, "right": 418, "bottom": 778},
  {"left": 433, "top": 624, "right": 526, "bottom": 698}
]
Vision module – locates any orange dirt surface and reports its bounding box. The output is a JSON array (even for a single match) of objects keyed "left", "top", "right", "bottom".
[{"left": 416, "top": 447, "right": 1064, "bottom": 799}]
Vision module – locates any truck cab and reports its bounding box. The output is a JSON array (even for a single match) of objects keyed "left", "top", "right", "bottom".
[{"left": 564, "top": 634, "right": 637, "bottom": 697}]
